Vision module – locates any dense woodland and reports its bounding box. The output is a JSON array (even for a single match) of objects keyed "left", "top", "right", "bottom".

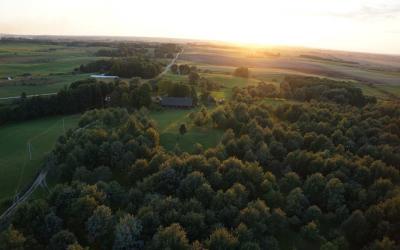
[
  {"left": 1, "top": 71, "right": 399, "bottom": 249},
  {"left": 0, "top": 79, "right": 152, "bottom": 124},
  {"left": 79, "top": 58, "right": 162, "bottom": 79}
]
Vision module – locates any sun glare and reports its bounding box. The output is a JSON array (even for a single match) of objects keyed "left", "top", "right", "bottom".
[{"left": 1, "top": 0, "right": 400, "bottom": 53}]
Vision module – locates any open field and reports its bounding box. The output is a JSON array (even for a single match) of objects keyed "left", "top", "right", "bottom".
[
  {"left": 181, "top": 44, "right": 400, "bottom": 99},
  {"left": 0, "top": 42, "right": 109, "bottom": 100},
  {"left": 150, "top": 109, "right": 223, "bottom": 152},
  {"left": 0, "top": 115, "right": 80, "bottom": 205},
  {"left": 0, "top": 42, "right": 108, "bottom": 77},
  {"left": 0, "top": 73, "right": 91, "bottom": 99}
]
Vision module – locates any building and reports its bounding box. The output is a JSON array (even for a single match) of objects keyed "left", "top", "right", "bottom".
[
  {"left": 160, "top": 97, "right": 193, "bottom": 108},
  {"left": 90, "top": 74, "right": 119, "bottom": 80}
]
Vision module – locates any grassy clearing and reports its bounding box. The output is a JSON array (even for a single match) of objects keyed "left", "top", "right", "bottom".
[
  {"left": 0, "top": 115, "right": 80, "bottom": 204},
  {"left": 201, "top": 73, "right": 260, "bottom": 99},
  {"left": 150, "top": 109, "right": 223, "bottom": 153}
]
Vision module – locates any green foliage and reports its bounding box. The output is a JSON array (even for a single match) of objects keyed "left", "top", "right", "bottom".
[
  {"left": 150, "top": 223, "right": 190, "bottom": 250},
  {"left": 0, "top": 226, "right": 26, "bottom": 250},
  {"left": 233, "top": 67, "right": 250, "bottom": 78},
  {"left": 113, "top": 214, "right": 143, "bottom": 250},
  {"left": 5, "top": 81, "right": 400, "bottom": 249}
]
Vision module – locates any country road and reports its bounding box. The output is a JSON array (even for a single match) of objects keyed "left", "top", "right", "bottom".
[
  {"left": 0, "top": 92, "right": 57, "bottom": 101},
  {"left": 155, "top": 48, "right": 184, "bottom": 79},
  {"left": 0, "top": 170, "right": 47, "bottom": 222}
]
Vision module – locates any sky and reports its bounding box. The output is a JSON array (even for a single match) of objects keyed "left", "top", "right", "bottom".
[{"left": 1, "top": 0, "right": 400, "bottom": 54}]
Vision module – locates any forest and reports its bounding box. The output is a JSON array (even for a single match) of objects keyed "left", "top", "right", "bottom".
[
  {"left": 0, "top": 79, "right": 152, "bottom": 124},
  {"left": 79, "top": 58, "right": 162, "bottom": 79},
  {"left": 0, "top": 73, "right": 399, "bottom": 249}
]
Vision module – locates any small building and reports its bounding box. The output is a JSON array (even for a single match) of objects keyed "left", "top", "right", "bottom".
[
  {"left": 90, "top": 74, "right": 119, "bottom": 80},
  {"left": 160, "top": 97, "right": 193, "bottom": 108}
]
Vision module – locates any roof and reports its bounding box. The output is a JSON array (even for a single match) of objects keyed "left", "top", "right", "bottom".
[
  {"left": 161, "top": 97, "right": 193, "bottom": 107},
  {"left": 90, "top": 75, "right": 119, "bottom": 79}
]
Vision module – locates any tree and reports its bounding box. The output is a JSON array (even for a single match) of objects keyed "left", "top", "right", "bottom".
[
  {"left": 171, "top": 64, "right": 178, "bottom": 74},
  {"left": 190, "top": 86, "right": 198, "bottom": 106},
  {"left": 188, "top": 72, "right": 200, "bottom": 84},
  {"left": 369, "top": 237, "right": 396, "bottom": 250},
  {"left": 137, "top": 83, "right": 152, "bottom": 107},
  {"left": 341, "top": 210, "right": 370, "bottom": 246},
  {"left": 301, "top": 221, "right": 320, "bottom": 241},
  {"left": 324, "top": 178, "right": 345, "bottom": 212},
  {"left": 86, "top": 205, "right": 113, "bottom": 244},
  {"left": 233, "top": 67, "right": 249, "bottom": 78},
  {"left": 48, "top": 230, "right": 77, "bottom": 250},
  {"left": 0, "top": 225, "right": 26, "bottom": 250},
  {"left": 207, "top": 228, "right": 238, "bottom": 250},
  {"left": 179, "top": 124, "right": 187, "bottom": 136},
  {"left": 150, "top": 223, "right": 190, "bottom": 250},
  {"left": 113, "top": 214, "right": 143, "bottom": 250},
  {"left": 285, "top": 187, "right": 309, "bottom": 217}
]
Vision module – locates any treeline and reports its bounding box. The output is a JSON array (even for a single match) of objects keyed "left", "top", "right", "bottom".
[
  {"left": 281, "top": 76, "right": 376, "bottom": 107},
  {"left": 0, "top": 79, "right": 153, "bottom": 124},
  {"left": 79, "top": 58, "right": 162, "bottom": 79},
  {"left": 2, "top": 95, "right": 399, "bottom": 249},
  {"left": 232, "top": 76, "right": 376, "bottom": 107},
  {"left": 154, "top": 43, "right": 179, "bottom": 58},
  {"left": 95, "top": 43, "right": 150, "bottom": 57},
  {"left": 157, "top": 80, "right": 198, "bottom": 104}
]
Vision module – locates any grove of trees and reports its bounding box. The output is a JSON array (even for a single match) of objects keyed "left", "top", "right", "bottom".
[{"left": 1, "top": 74, "right": 399, "bottom": 249}]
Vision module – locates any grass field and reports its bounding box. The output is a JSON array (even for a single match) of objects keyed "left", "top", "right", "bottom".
[
  {"left": 0, "top": 73, "right": 91, "bottom": 99},
  {"left": 0, "top": 42, "right": 106, "bottom": 77},
  {"left": 0, "top": 115, "right": 80, "bottom": 205},
  {"left": 150, "top": 109, "right": 223, "bottom": 152},
  {"left": 0, "top": 42, "right": 108, "bottom": 99}
]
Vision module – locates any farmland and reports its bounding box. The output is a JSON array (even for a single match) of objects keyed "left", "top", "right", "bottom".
[
  {"left": 180, "top": 44, "right": 400, "bottom": 100},
  {"left": 0, "top": 41, "right": 106, "bottom": 99}
]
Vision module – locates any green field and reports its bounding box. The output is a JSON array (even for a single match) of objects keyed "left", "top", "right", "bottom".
[
  {"left": 0, "top": 115, "right": 80, "bottom": 205},
  {"left": 0, "top": 42, "right": 108, "bottom": 99},
  {"left": 0, "top": 73, "right": 91, "bottom": 99},
  {"left": 150, "top": 109, "right": 223, "bottom": 152}
]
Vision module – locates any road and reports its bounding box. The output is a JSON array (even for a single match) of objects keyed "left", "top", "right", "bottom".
[
  {"left": 0, "top": 92, "right": 57, "bottom": 101},
  {"left": 154, "top": 48, "right": 184, "bottom": 79},
  {"left": 0, "top": 170, "right": 47, "bottom": 222}
]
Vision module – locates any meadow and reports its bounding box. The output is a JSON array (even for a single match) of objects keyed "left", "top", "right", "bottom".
[
  {"left": 150, "top": 109, "right": 223, "bottom": 153},
  {"left": 0, "top": 115, "right": 80, "bottom": 207},
  {"left": 0, "top": 41, "right": 107, "bottom": 99}
]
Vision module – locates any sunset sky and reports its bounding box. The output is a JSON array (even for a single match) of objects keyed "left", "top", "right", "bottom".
[{"left": 1, "top": 0, "right": 400, "bottom": 54}]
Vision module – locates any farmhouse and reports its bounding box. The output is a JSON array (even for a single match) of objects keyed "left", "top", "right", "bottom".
[{"left": 160, "top": 97, "right": 193, "bottom": 108}]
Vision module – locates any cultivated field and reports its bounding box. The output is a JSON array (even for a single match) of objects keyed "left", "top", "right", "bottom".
[{"left": 181, "top": 44, "right": 400, "bottom": 100}]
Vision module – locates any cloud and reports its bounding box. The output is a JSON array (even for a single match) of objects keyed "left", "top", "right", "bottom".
[{"left": 328, "top": 1, "right": 400, "bottom": 19}]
